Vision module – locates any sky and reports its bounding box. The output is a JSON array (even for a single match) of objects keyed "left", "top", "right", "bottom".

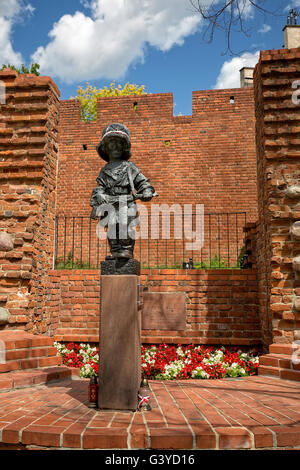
[{"left": 0, "top": 0, "right": 297, "bottom": 115}]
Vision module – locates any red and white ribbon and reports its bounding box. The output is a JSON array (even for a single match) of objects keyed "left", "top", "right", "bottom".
[{"left": 138, "top": 394, "right": 150, "bottom": 408}]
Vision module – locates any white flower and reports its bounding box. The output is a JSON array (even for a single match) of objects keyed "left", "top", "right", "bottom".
[
  {"left": 80, "top": 363, "right": 96, "bottom": 378},
  {"left": 201, "top": 371, "right": 210, "bottom": 379},
  {"left": 191, "top": 366, "right": 210, "bottom": 379},
  {"left": 176, "top": 347, "right": 184, "bottom": 357},
  {"left": 240, "top": 353, "right": 249, "bottom": 360}
]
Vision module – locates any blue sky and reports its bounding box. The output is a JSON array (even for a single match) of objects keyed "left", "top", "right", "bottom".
[{"left": 0, "top": 0, "right": 296, "bottom": 115}]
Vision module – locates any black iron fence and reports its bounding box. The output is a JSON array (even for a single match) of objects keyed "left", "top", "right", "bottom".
[{"left": 54, "top": 212, "right": 247, "bottom": 269}]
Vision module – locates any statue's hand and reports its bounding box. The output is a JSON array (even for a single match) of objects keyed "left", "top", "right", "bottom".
[
  {"left": 97, "top": 193, "right": 108, "bottom": 204},
  {"left": 140, "top": 190, "right": 153, "bottom": 202},
  {"left": 90, "top": 206, "right": 98, "bottom": 220}
]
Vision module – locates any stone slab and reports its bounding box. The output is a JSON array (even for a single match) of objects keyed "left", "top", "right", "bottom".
[
  {"left": 142, "top": 292, "right": 186, "bottom": 330},
  {"left": 0, "top": 232, "right": 13, "bottom": 251},
  {"left": 98, "top": 275, "right": 141, "bottom": 410},
  {"left": 101, "top": 258, "right": 140, "bottom": 275}
]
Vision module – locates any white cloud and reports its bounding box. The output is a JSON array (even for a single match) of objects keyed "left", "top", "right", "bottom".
[
  {"left": 0, "top": 0, "right": 34, "bottom": 66},
  {"left": 0, "top": 0, "right": 34, "bottom": 19},
  {"left": 0, "top": 0, "right": 22, "bottom": 19},
  {"left": 237, "top": 0, "right": 255, "bottom": 19},
  {"left": 31, "top": 0, "right": 202, "bottom": 83},
  {"left": 285, "top": 1, "right": 300, "bottom": 10},
  {"left": 214, "top": 51, "right": 259, "bottom": 89},
  {"left": 258, "top": 24, "right": 271, "bottom": 34},
  {"left": 24, "top": 3, "right": 35, "bottom": 15},
  {"left": 80, "top": 0, "right": 92, "bottom": 8},
  {"left": 0, "top": 16, "right": 23, "bottom": 65}
]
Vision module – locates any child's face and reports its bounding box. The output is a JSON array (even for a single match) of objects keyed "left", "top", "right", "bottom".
[{"left": 105, "top": 137, "right": 124, "bottom": 161}]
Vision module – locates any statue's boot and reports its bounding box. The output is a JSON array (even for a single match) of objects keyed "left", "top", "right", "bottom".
[{"left": 114, "top": 249, "right": 133, "bottom": 259}]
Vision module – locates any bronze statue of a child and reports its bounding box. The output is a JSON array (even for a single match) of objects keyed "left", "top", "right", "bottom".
[{"left": 90, "top": 123, "right": 156, "bottom": 259}]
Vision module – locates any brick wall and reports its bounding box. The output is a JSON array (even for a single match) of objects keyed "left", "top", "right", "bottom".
[
  {"left": 0, "top": 69, "right": 60, "bottom": 333},
  {"left": 254, "top": 48, "right": 300, "bottom": 348},
  {"left": 46, "top": 270, "right": 100, "bottom": 339},
  {"left": 56, "top": 88, "right": 258, "bottom": 221},
  {"left": 49, "top": 268, "right": 261, "bottom": 346}
]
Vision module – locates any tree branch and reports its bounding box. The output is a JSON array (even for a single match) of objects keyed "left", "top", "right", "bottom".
[{"left": 189, "top": 0, "right": 285, "bottom": 55}]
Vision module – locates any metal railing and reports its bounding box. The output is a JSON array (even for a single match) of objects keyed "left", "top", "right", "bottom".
[{"left": 54, "top": 212, "right": 247, "bottom": 269}]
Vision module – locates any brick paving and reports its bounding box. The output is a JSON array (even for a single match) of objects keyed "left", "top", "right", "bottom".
[{"left": 0, "top": 374, "right": 300, "bottom": 449}]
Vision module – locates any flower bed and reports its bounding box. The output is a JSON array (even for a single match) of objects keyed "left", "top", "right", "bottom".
[
  {"left": 142, "top": 344, "right": 259, "bottom": 380},
  {"left": 54, "top": 342, "right": 99, "bottom": 378},
  {"left": 54, "top": 342, "right": 259, "bottom": 380}
]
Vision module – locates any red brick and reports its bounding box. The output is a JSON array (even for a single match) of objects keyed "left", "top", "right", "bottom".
[
  {"left": 83, "top": 427, "right": 128, "bottom": 449},
  {"left": 30, "top": 337, "right": 54, "bottom": 347},
  {"left": 191, "top": 424, "right": 216, "bottom": 449},
  {"left": 38, "top": 356, "right": 61, "bottom": 367},
  {"left": 2, "top": 417, "right": 37, "bottom": 444},
  {"left": 20, "top": 359, "right": 38, "bottom": 370},
  {"left": 22, "top": 425, "right": 64, "bottom": 447},
  {"left": 0, "top": 361, "right": 20, "bottom": 373},
  {"left": 29, "top": 347, "right": 48, "bottom": 358},
  {"left": 12, "top": 372, "right": 36, "bottom": 388},
  {"left": 271, "top": 426, "right": 300, "bottom": 447},
  {"left": 149, "top": 426, "right": 193, "bottom": 449},
  {"left": 0, "top": 378, "right": 13, "bottom": 390},
  {"left": 280, "top": 369, "right": 300, "bottom": 382},
  {"left": 248, "top": 426, "right": 274, "bottom": 448},
  {"left": 6, "top": 350, "right": 28, "bottom": 361},
  {"left": 216, "top": 427, "right": 252, "bottom": 449},
  {"left": 258, "top": 366, "right": 280, "bottom": 377},
  {"left": 62, "top": 423, "right": 86, "bottom": 448}
]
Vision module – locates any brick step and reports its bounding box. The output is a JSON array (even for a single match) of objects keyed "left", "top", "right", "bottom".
[
  {"left": 0, "top": 375, "right": 300, "bottom": 450},
  {"left": 55, "top": 333, "right": 263, "bottom": 347},
  {"left": 258, "top": 361, "right": 300, "bottom": 382},
  {"left": 54, "top": 333, "right": 99, "bottom": 344},
  {"left": 258, "top": 343, "right": 300, "bottom": 382},
  {"left": 0, "top": 330, "right": 61, "bottom": 373},
  {"left": 259, "top": 353, "right": 300, "bottom": 370},
  {"left": 0, "top": 366, "right": 81, "bottom": 393},
  {"left": 269, "top": 344, "right": 296, "bottom": 355}
]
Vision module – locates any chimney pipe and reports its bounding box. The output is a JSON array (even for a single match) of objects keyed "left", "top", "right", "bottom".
[
  {"left": 283, "top": 9, "right": 300, "bottom": 48},
  {"left": 240, "top": 67, "right": 254, "bottom": 88}
]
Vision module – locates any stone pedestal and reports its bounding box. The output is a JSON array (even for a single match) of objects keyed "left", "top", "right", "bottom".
[
  {"left": 98, "top": 275, "right": 141, "bottom": 410},
  {"left": 101, "top": 258, "right": 140, "bottom": 275}
]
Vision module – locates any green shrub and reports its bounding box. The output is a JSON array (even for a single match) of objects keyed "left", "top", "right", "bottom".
[
  {"left": 72, "top": 81, "right": 145, "bottom": 121},
  {"left": 1, "top": 63, "right": 40, "bottom": 76},
  {"left": 55, "top": 251, "right": 97, "bottom": 269}
]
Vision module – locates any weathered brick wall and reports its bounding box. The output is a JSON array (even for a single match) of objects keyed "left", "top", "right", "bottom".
[
  {"left": 254, "top": 48, "right": 300, "bottom": 348},
  {"left": 56, "top": 88, "right": 258, "bottom": 220},
  {"left": 49, "top": 268, "right": 261, "bottom": 346},
  {"left": 0, "top": 69, "right": 60, "bottom": 333},
  {"left": 46, "top": 270, "right": 100, "bottom": 339}
]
